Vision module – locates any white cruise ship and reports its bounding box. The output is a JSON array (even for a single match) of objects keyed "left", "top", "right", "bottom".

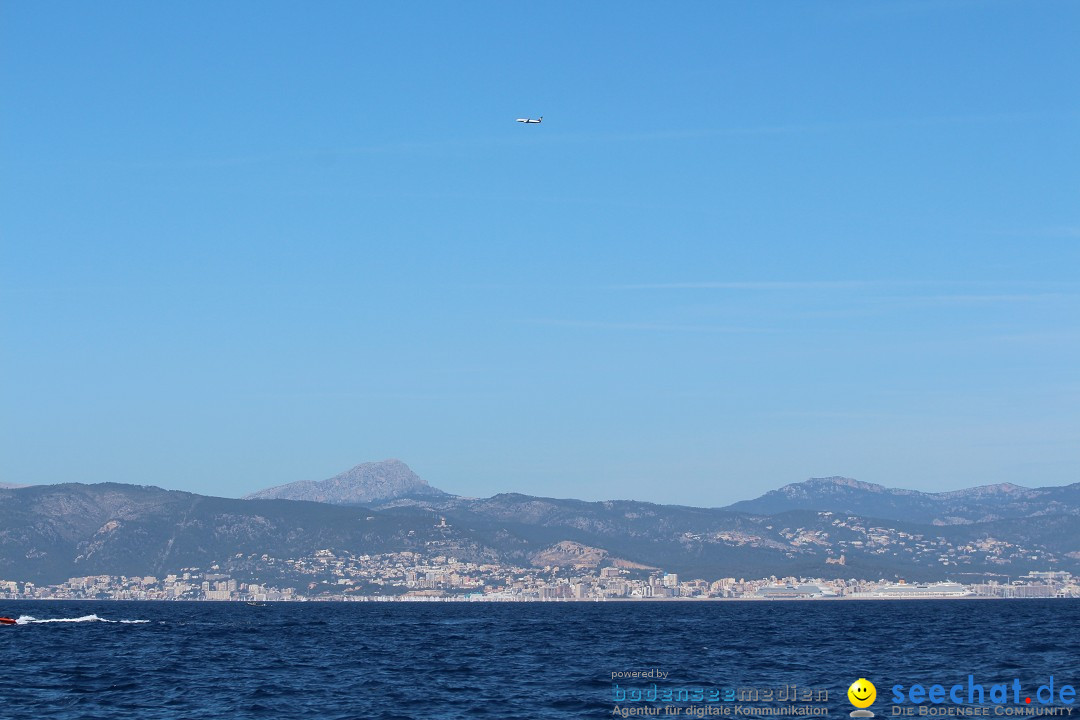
[{"left": 872, "top": 582, "right": 972, "bottom": 598}]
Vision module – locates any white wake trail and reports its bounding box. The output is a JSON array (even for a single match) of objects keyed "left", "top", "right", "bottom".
[{"left": 14, "top": 614, "right": 149, "bottom": 625}]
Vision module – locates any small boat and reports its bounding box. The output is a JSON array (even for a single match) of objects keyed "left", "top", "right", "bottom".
[
  {"left": 245, "top": 602, "right": 267, "bottom": 607},
  {"left": 0, "top": 617, "right": 17, "bottom": 626}
]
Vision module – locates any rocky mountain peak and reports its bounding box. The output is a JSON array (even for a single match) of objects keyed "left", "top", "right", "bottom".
[
  {"left": 245, "top": 459, "right": 449, "bottom": 505},
  {"left": 777, "top": 476, "right": 889, "bottom": 498}
]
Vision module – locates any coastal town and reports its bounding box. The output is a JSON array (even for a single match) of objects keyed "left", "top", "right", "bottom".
[{"left": 2, "top": 547, "right": 1076, "bottom": 602}]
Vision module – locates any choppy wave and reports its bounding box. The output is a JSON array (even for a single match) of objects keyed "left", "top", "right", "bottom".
[{"left": 14, "top": 614, "right": 150, "bottom": 625}]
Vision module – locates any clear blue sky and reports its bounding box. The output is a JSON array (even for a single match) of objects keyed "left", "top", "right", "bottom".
[{"left": 2, "top": 1, "right": 1078, "bottom": 505}]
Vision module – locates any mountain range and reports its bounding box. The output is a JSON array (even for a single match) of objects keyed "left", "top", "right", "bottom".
[
  {"left": 727, "top": 475, "right": 1080, "bottom": 526},
  {"left": 1, "top": 461, "right": 1076, "bottom": 585}
]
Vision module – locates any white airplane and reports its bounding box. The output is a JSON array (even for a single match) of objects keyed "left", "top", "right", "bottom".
[{"left": 515, "top": 116, "right": 542, "bottom": 124}]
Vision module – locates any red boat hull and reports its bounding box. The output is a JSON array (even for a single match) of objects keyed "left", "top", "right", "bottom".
[{"left": 0, "top": 617, "right": 16, "bottom": 625}]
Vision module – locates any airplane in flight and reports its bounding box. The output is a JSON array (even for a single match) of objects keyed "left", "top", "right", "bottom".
[{"left": 515, "top": 116, "right": 542, "bottom": 124}]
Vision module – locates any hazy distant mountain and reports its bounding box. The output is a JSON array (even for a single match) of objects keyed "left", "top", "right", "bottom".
[
  {"left": 245, "top": 459, "right": 449, "bottom": 505},
  {"left": 726, "top": 476, "right": 1080, "bottom": 525},
  {"left": 0, "top": 482, "right": 28, "bottom": 489}
]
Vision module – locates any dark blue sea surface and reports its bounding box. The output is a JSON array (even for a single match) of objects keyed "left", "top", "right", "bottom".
[{"left": 1, "top": 599, "right": 1077, "bottom": 719}]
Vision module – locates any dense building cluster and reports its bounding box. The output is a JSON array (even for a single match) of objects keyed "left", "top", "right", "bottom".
[{"left": 1, "top": 550, "right": 1075, "bottom": 602}]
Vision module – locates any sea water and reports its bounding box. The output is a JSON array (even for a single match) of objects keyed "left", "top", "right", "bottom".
[{"left": 1, "top": 599, "right": 1076, "bottom": 719}]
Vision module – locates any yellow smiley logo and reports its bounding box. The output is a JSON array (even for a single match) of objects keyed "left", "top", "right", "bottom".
[{"left": 848, "top": 678, "right": 877, "bottom": 709}]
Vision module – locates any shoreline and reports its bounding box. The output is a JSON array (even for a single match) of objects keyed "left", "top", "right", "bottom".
[{"left": 3, "top": 595, "right": 1076, "bottom": 604}]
